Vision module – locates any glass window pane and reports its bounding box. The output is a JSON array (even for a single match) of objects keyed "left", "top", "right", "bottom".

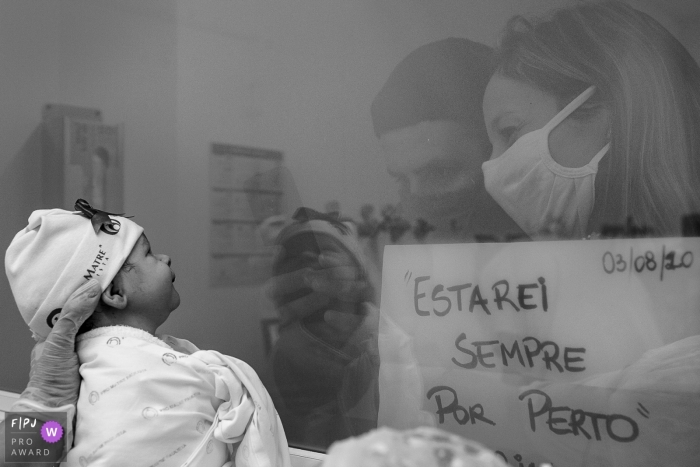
[{"left": 1, "top": 1, "right": 698, "bottom": 466}]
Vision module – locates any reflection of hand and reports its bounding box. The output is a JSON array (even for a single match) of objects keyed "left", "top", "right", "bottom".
[
  {"left": 325, "top": 303, "right": 380, "bottom": 360},
  {"left": 21, "top": 279, "right": 101, "bottom": 407},
  {"left": 267, "top": 250, "right": 373, "bottom": 326}
]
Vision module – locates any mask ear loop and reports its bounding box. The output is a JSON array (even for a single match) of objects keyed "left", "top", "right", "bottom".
[
  {"left": 587, "top": 142, "right": 610, "bottom": 169},
  {"left": 542, "top": 85, "right": 610, "bottom": 169},
  {"left": 542, "top": 85, "right": 597, "bottom": 135}
]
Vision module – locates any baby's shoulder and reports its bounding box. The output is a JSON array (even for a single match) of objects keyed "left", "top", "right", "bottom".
[{"left": 158, "top": 334, "right": 201, "bottom": 355}]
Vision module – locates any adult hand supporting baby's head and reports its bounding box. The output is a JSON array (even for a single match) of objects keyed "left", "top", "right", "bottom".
[{"left": 21, "top": 279, "right": 101, "bottom": 408}]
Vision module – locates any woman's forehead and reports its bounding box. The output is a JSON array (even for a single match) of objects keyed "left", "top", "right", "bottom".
[{"left": 483, "top": 75, "right": 558, "bottom": 123}]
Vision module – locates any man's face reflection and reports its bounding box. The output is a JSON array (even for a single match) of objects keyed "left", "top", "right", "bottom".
[{"left": 379, "top": 120, "right": 488, "bottom": 223}]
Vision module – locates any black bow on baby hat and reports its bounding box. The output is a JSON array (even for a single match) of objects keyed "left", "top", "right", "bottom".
[
  {"left": 74, "top": 199, "right": 130, "bottom": 235},
  {"left": 292, "top": 207, "right": 351, "bottom": 235}
]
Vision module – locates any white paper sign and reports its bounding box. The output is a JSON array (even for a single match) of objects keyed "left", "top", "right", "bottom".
[{"left": 378, "top": 238, "right": 700, "bottom": 467}]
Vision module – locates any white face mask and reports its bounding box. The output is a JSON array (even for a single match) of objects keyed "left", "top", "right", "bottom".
[{"left": 482, "top": 86, "right": 609, "bottom": 239}]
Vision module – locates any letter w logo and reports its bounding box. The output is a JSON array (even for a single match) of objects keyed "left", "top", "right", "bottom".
[{"left": 46, "top": 427, "right": 58, "bottom": 437}]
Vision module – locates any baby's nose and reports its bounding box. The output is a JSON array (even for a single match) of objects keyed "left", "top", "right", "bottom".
[{"left": 157, "top": 254, "right": 172, "bottom": 266}]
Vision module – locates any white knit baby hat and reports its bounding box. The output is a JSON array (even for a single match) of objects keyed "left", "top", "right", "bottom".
[{"left": 5, "top": 200, "right": 143, "bottom": 341}]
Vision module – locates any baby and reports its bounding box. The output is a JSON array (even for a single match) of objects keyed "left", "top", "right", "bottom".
[
  {"left": 5, "top": 201, "right": 291, "bottom": 467},
  {"left": 271, "top": 207, "right": 370, "bottom": 329},
  {"left": 268, "top": 207, "right": 383, "bottom": 446}
]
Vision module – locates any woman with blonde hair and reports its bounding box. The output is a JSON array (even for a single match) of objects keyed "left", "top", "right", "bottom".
[
  {"left": 481, "top": 3, "right": 700, "bottom": 465},
  {"left": 482, "top": 0, "right": 700, "bottom": 239}
]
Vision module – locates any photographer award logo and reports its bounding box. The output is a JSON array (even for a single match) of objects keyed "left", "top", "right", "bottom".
[{"left": 5, "top": 412, "right": 67, "bottom": 463}]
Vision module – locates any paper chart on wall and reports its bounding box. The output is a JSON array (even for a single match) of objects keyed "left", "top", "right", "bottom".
[
  {"left": 378, "top": 238, "right": 700, "bottom": 467},
  {"left": 208, "top": 143, "right": 284, "bottom": 287}
]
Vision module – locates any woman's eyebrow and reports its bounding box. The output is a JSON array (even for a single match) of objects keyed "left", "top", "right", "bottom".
[{"left": 489, "top": 112, "right": 520, "bottom": 131}]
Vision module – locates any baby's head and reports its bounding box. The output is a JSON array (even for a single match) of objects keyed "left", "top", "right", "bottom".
[
  {"left": 5, "top": 202, "right": 179, "bottom": 340},
  {"left": 272, "top": 207, "right": 367, "bottom": 319}
]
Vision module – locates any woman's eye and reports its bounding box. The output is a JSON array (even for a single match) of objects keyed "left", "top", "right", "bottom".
[{"left": 499, "top": 126, "right": 519, "bottom": 146}]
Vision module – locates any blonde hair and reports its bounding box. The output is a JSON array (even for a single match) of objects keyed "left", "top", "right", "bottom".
[{"left": 493, "top": 1, "right": 700, "bottom": 235}]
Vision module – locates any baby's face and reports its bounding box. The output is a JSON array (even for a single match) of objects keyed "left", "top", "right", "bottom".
[
  {"left": 274, "top": 231, "right": 361, "bottom": 315},
  {"left": 119, "top": 234, "right": 180, "bottom": 322}
]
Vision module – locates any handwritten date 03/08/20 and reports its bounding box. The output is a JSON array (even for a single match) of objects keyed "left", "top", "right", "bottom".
[{"left": 602, "top": 245, "right": 693, "bottom": 280}]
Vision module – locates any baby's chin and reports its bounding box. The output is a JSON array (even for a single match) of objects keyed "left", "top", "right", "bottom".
[{"left": 169, "top": 289, "right": 181, "bottom": 311}]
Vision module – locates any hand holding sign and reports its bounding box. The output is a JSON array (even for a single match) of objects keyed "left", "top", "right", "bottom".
[{"left": 607, "top": 335, "right": 700, "bottom": 466}]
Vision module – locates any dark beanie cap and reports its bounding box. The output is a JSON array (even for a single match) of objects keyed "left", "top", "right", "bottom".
[{"left": 371, "top": 37, "right": 493, "bottom": 138}]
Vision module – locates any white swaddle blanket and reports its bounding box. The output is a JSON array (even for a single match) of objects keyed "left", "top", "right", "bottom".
[{"left": 66, "top": 326, "right": 291, "bottom": 467}]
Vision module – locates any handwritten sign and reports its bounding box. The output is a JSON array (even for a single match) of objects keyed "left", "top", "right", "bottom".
[{"left": 378, "top": 238, "right": 700, "bottom": 466}]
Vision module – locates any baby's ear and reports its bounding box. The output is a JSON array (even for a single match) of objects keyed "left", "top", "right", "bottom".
[{"left": 101, "top": 282, "right": 127, "bottom": 310}]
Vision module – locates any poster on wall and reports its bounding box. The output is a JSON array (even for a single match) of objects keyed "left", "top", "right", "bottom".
[
  {"left": 209, "top": 143, "right": 284, "bottom": 287},
  {"left": 64, "top": 118, "right": 123, "bottom": 211},
  {"left": 41, "top": 104, "right": 124, "bottom": 213},
  {"left": 378, "top": 238, "right": 700, "bottom": 466}
]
